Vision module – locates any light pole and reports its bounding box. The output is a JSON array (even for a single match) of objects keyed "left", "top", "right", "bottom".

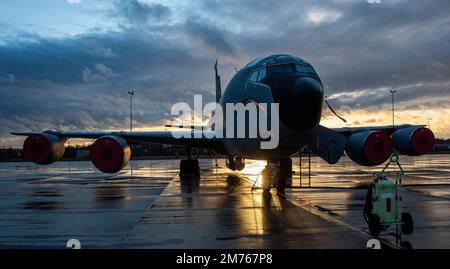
[
  {"left": 390, "top": 90, "right": 397, "bottom": 128},
  {"left": 128, "top": 91, "right": 134, "bottom": 132}
]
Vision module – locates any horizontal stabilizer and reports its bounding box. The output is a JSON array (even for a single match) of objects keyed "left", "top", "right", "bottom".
[{"left": 308, "top": 125, "right": 347, "bottom": 164}]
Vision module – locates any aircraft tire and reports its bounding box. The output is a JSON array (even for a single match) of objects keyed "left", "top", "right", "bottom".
[{"left": 180, "top": 159, "right": 200, "bottom": 177}]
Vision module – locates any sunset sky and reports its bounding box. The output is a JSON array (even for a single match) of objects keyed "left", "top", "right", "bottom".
[{"left": 1, "top": 0, "right": 449, "bottom": 147}]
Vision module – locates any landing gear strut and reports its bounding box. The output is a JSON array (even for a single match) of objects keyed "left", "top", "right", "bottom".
[
  {"left": 179, "top": 147, "right": 200, "bottom": 177},
  {"left": 277, "top": 158, "right": 292, "bottom": 194},
  {"left": 260, "top": 158, "right": 293, "bottom": 194}
]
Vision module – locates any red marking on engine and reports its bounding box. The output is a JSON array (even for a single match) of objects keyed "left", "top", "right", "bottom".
[
  {"left": 363, "top": 131, "right": 393, "bottom": 165},
  {"left": 90, "top": 137, "right": 126, "bottom": 173},
  {"left": 23, "top": 135, "right": 51, "bottom": 164},
  {"left": 411, "top": 127, "right": 435, "bottom": 154}
]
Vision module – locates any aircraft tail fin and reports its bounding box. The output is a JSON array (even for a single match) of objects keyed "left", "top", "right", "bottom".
[{"left": 214, "top": 59, "right": 222, "bottom": 103}]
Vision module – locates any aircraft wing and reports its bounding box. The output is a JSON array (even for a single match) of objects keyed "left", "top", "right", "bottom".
[
  {"left": 11, "top": 130, "right": 224, "bottom": 150},
  {"left": 308, "top": 124, "right": 430, "bottom": 165},
  {"left": 330, "top": 124, "right": 426, "bottom": 136}
]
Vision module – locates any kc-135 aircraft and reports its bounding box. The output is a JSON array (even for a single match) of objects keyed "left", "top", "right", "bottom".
[{"left": 12, "top": 54, "right": 435, "bottom": 193}]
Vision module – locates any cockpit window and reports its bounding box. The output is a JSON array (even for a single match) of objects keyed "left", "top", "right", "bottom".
[
  {"left": 267, "top": 64, "right": 295, "bottom": 75},
  {"left": 249, "top": 70, "right": 259, "bottom": 82},
  {"left": 257, "top": 68, "right": 266, "bottom": 82},
  {"left": 295, "top": 64, "right": 316, "bottom": 75},
  {"left": 249, "top": 68, "right": 267, "bottom": 82}
]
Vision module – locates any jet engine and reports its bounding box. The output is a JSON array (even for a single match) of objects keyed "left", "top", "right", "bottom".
[
  {"left": 90, "top": 136, "right": 131, "bottom": 173},
  {"left": 23, "top": 133, "right": 66, "bottom": 165},
  {"left": 345, "top": 131, "right": 393, "bottom": 166},
  {"left": 392, "top": 127, "right": 435, "bottom": 156}
]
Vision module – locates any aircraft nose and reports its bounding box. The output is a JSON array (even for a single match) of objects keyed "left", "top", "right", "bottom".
[{"left": 279, "top": 77, "right": 323, "bottom": 131}]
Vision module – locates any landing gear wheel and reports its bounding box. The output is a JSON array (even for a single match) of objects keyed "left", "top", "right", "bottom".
[
  {"left": 368, "top": 214, "right": 381, "bottom": 236},
  {"left": 180, "top": 159, "right": 200, "bottom": 177},
  {"left": 401, "top": 212, "right": 414, "bottom": 235},
  {"left": 226, "top": 157, "right": 236, "bottom": 171}
]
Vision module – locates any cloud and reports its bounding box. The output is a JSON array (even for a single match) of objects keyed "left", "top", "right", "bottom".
[
  {"left": 1, "top": 0, "right": 450, "bottom": 147},
  {"left": 113, "top": 0, "right": 171, "bottom": 27},
  {"left": 87, "top": 45, "right": 117, "bottom": 58},
  {"left": 82, "top": 63, "right": 117, "bottom": 83},
  {"left": 185, "top": 18, "right": 237, "bottom": 56},
  {"left": 67, "top": 0, "right": 81, "bottom": 4},
  {"left": 0, "top": 73, "right": 15, "bottom": 83},
  {"left": 307, "top": 8, "right": 341, "bottom": 24}
]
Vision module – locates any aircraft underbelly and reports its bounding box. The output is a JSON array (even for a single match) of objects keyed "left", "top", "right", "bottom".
[{"left": 221, "top": 125, "right": 317, "bottom": 160}]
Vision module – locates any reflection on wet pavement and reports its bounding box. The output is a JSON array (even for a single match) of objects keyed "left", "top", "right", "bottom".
[
  {"left": 0, "top": 159, "right": 369, "bottom": 248},
  {"left": 1, "top": 154, "right": 448, "bottom": 248},
  {"left": 0, "top": 160, "right": 178, "bottom": 248},
  {"left": 282, "top": 154, "right": 450, "bottom": 249},
  {"left": 121, "top": 162, "right": 368, "bottom": 249}
]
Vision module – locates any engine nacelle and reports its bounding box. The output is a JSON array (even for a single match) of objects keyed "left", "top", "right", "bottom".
[
  {"left": 23, "top": 133, "right": 66, "bottom": 165},
  {"left": 392, "top": 127, "right": 435, "bottom": 156},
  {"left": 90, "top": 136, "right": 131, "bottom": 173},
  {"left": 345, "top": 131, "right": 393, "bottom": 166}
]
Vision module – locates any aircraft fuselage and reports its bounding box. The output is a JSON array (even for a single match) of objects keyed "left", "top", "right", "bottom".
[{"left": 218, "top": 54, "right": 324, "bottom": 160}]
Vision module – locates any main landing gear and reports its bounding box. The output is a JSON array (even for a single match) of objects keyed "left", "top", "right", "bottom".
[
  {"left": 261, "top": 158, "right": 293, "bottom": 194},
  {"left": 179, "top": 147, "right": 200, "bottom": 177}
]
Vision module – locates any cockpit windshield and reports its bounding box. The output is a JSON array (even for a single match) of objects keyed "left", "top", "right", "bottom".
[
  {"left": 248, "top": 63, "right": 317, "bottom": 83},
  {"left": 267, "top": 64, "right": 295, "bottom": 75},
  {"left": 295, "top": 64, "right": 316, "bottom": 75}
]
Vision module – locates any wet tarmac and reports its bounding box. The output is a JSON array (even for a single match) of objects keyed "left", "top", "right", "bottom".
[
  {"left": 0, "top": 154, "right": 448, "bottom": 248},
  {"left": 284, "top": 154, "right": 450, "bottom": 249}
]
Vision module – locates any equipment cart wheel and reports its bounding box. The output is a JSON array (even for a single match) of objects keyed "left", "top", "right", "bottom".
[
  {"left": 369, "top": 214, "right": 381, "bottom": 236},
  {"left": 401, "top": 212, "right": 414, "bottom": 235}
]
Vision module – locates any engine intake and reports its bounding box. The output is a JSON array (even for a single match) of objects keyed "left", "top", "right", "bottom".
[
  {"left": 23, "top": 133, "right": 66, "bottom": 165},
  {"left": 345, "top": 131, "right": 393, "bottom": 166},
  {"left": 392, "top": 127, "right": 435, "bottom": 156},
  {"left": 90, "top": 136, "right": 131, "bottom": 173}
]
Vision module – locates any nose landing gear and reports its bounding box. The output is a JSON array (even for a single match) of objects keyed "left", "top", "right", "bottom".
[
  {"left": 260, "top": 158, "right": 293, "bottom": 194},
  {"left": 226, "top": 157, "right": 245, "bottom": 171},
  {"left": 179, "top": 147, "right": 200, "bottom": 177},
  {"left": 180, "top": 159, "right": 200, "bottom": 177}
]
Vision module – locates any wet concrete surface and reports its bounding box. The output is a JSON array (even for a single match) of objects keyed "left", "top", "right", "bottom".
[
  {"left": 284, "top": 154, "right": 450, "bottom": 249},
  {"left": 1, "top": 154, "right": 448, "bottom": 248},
  {"left": 121, "top": 170, "right": 368, "bottom": 248},
  {"left": 0, "top": 160, "right": 178, "bottom": 248},
  {"left": 0, "top": 159, "right": 369, "bottom": 248}
]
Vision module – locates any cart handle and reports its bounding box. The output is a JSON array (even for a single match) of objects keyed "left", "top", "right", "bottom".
[{"left": 381, "top": 153, "right": 404, "bottom": 175}]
